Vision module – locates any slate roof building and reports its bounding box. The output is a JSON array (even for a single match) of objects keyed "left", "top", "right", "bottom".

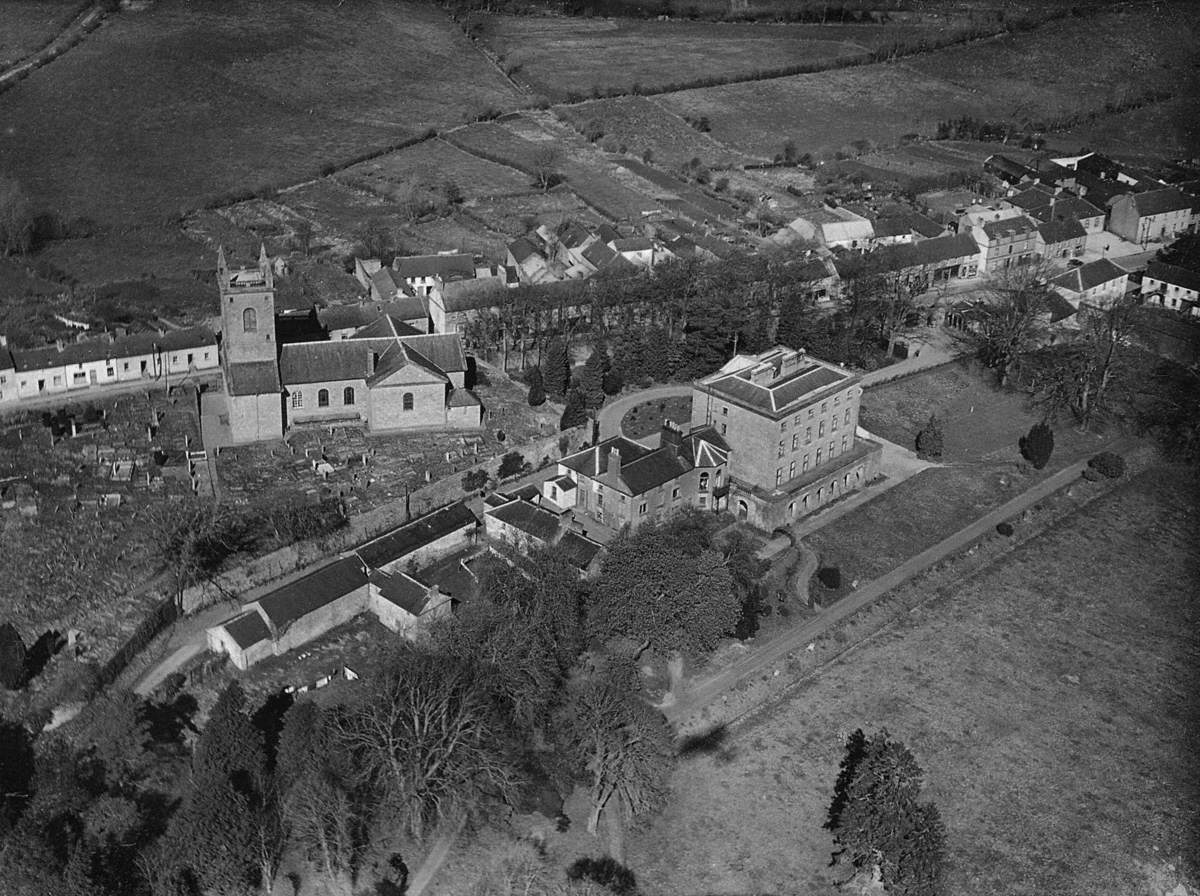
[
  {"left": 1049, "top": 258, "right": 1130, "bottom": 309},
  {"left": 1035, "top": 218, "right": 1088, "bottom": 262},
  {"left": 691, "top": 347, "right": 882, "bottom": 530},
  {"left": 1108, "top": 189, "right": 1195, "bottom": 245},
  {"left": 213, "top": 248, "right": 482, "bottom": 445},
  {"left": 1141, "top": 262, "right": 1200, "bottom": 316},
  {"left": 558, "top": 422, "right": 730, "bottom": 532}
]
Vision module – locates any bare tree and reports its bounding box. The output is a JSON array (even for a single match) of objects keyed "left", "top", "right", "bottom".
[
  {"left": 977, "top": 261, "right": 1058, "bottom": 388},
  {"left": 0, "top": 177, "right": 33, "bottom": 257},
  {"left": 530, "top": 145, "right": 564, "bottom": 192},
  {"left": 556, "top": 671, "right": 674, "bottom": 842},
  {"left": 337, "top": 647, "right": 517, "bottom": 840}
]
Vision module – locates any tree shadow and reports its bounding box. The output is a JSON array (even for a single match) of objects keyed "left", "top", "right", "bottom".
[
  {"left": 252, "top": 690, "right": 294, "bottom": 770},
  {"left": 144, "top": 692, "right": 199, "bottom": 745},
  {"left": 24, "top": 629, "right": 67, "bottom": 684},
  {"left": 676, "top": 725, "right": 736, "bottom": 764}
]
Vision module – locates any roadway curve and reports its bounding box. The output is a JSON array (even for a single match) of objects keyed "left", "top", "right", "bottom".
[{"left": 0, "top": 4, "right": 107, "bottom": 92}]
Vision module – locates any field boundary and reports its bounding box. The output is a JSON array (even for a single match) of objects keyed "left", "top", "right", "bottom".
[
  {"left": 0, "top": 2, "right": 107, "bottom": 96},
  {"left": 667, "top": 438, "right": 1140, "bottom": 731}
]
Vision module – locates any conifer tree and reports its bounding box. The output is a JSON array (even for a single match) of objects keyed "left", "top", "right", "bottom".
[
  {"left": 540, "top": 337, "right": 571, "bottom": 398},
  {"left": 560, "top": 388, "right": 589, "bottom": 431},
  {"left": 1020, "top": 421, "right": 1054, "bottom": 470},
  {"left": 579, "top": 346, "right": 608, "bottom": 410},
  {"left": 526, "top": 366, "right": 546, "bottom": 407}
]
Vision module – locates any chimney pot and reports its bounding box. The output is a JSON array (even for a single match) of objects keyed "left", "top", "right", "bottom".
[{"left": 606, "top": 446, "right": 621, "bottom": 476}]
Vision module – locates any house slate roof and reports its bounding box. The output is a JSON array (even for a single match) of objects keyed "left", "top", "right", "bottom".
[
  {"left": 487, "top": 498, "right": 561, "bottom": 542},
  {"left": 557, "top": 221, "right": 594, "bottom": 250},
  {"left": 618, "top": 448, "right": 690, "bottom": 495},
  {"left": 280, "top": 340, "right": 384, "bottom": 384},
  {"left": 1145, "top": 262, "right": 1200, "bottom": 293},
  {"left": 399, "top": 334, "right": 467, "bottom": 373},
  {"left": 560, "top": 437, "right": 653, "bottom": 479},
  {"left": 982, "top": 216, "right": 1039, "bottom": 240},
  {"left": 226, "top": 361, "right": 282, "bottom": 396},
  {"left": 393, "top": 253, "right": 475, "bottom": 281},
  {"left": 224, "top": 610, "right": 271, "bottom": 650},
  {"left": 447, "top": 388, "right": 481, "bottom": 408},
  {"left": 985, "top": 154, "right": 1034, "bottom": 180},
  {"left": 1044, "top": 292, "right": 1079, "bottom": 323},
  {"left": 581, "top": 240, "right": 619, "bottom": 269},
  {"left": 11, "top": 325, "right": 216, "bottom": 373},
  {"left": 872, "top": 217, "right": 913, "bottom": 239},
  {"left": 369, "top": 267, "right": 419, "bottom": 303},
  {"left": 1009, "top": 185, "right": 1056, "bottom": 211},
  {"left": 255, "top": 556, "right": 369, "bottom": 632},
  {"left": 611, "top": 237, "right": 654, "bottom": 253},
  {"left": 910, "top": 232, "right": 979, "bottom": 265},
  {"left": 596, "top": 224, "right": 622, "bottom": 244},
  {"left": 508, "top": 237, "right": 541, "bottom": 264},
  {"left": 355, "top": 501, "right": 478, "bottom": 569},
  {"left": 349, "top": 315, "right": 422, "bottom": 340},
  {"left": 0, "top": 347, "right": 14, "bottom": 371},
  {"left": 697, "top": 349, "right": 853, "bottom": 417},
  {"left": 558, "top": 530, "right": 603, "bottom": 570},
  {"left": 1050, "top": 258, "right": 1128, "bottom": 294},
  {"left": 678, "top": 426, "right": 730, "bottom": 468},
  {"left": 792, "top": 258, "right": 834, "bottom": 282},
  {"left": 1032, "top": 195, "right": 1105, "bottom": 223},
  {"left": 1036, "top": 218, "right": 1087, "bottom": 244},
  {"left": 1127, "top": 188, "right": 1192, "bottom": 217},
  {"left": 365, "top": 342, "right": 448, "bottom": 387},
  {"left": 369, "top": 569, "right": 431, "bottom": 615}
]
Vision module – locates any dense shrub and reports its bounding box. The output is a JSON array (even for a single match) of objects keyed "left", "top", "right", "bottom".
[
  {"left": 818, "top": 567, "right": 842, "bottom": 590},
  {"left": 996, "top": 522, "right": 1014, "bottom": 537},
  {"left": 0, "top": 623, "right": 27, "bottom": 690},
  {"left": 915, "top": 414, "right": 944, "bottom": 461},
  {"left": 567, "top": 856, "right": 638, "bottom": 895},
  {"left": 462, "top": 468, "right": 489, "bottom": 492},
  {"left": 1020, "top": 421, "right": 1055, "bottom": 470},
  {"left": 1089, "top": 452, "right": 1125, "bottom": 479},
  {"left": 497, "top": 451, "right": 527, "bottom": 479}
]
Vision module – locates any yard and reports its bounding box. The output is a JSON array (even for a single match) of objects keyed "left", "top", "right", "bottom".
[
  {"left": 629, "top": 464, "right": 1199, "bottom": 895},
  {"left": 620, "top": 395, "right": 693, "bottom": 440}
]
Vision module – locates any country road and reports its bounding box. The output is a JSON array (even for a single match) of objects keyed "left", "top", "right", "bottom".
[
  {"left": 664, "top": 449, "right": 1118, "bottom": 727},
  {"left": 0, "top": 4, "right": 106, "bottom": 90}
]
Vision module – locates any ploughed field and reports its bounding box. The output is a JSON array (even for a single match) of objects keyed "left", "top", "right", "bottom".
[{"left": 630, "top": 465, "right": 1200, "bottom": 895}]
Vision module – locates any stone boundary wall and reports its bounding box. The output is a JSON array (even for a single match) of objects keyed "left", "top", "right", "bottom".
[{"left": 179, "top": 423, "right": 590, "bottom": 612}]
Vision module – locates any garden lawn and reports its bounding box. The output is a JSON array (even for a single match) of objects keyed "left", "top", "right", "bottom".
[
  {"left": 621, "top": 396, "right": 693, "bottom": 440},
  {"left": 630, "top": 465, "right": 1200, "bottom": 895}
]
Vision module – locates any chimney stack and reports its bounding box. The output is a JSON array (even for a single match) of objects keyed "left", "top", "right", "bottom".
[
  {"left": 606, "top": 446, "right": 621, "bottom": 477},
  {"left": 660, "top": 420, "right": 682, "bottom": 451}
]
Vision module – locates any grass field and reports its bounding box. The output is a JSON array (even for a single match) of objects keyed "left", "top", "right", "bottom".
[
  {"left": 630, "top": 465, "right": 1199, "bottom": 895},
  {"left": 478, "top": 16, "right": 952, "bottom": 99},
  {"left": 0, "top": 0, "right": 82, "bottom": 69},
  {"left": 1052, "top": 93, "right": 1200, "bottom": 163},
  {"left": 621, "top": 395, "right": 693, "bottom": 439},
  {"left": 0, "top": 0, "right": 521, "bottom": 230},
  {"left": 556, "top": 96, "right": 745, "bottom": 169},
  {"left": 340, "top": 138, "right": 537, "bottom": 204}
]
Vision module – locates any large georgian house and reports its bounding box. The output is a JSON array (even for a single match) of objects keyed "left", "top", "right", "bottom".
[
  {"left": 1107, "top": 189, "right": 1195, "bottom": 245},
  {"left": 691, "top": 347, "right": 881, "bottom": 530}
]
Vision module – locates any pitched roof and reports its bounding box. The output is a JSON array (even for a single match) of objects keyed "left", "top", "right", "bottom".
[
  {"left": 1145, "top": 261, "right": 1200, "bottom": 293},
  {"left": 872, "top": 217, "right": 913, "bottom": 239},
  {"left": 508, "top": 237, "right": 542, "bottom": 264},
  {"left": 365, "top": 341, "right": 448, "bottom": 387},
  {"left": 0, "top": 347, "right": 14, "bottom": 371},
  {"left": 1128, "top": 188, "right": 1192, "bottom": 217},
  {"left": 1031, "top": 195, "right": 1104, "bottom": 223},
  {"left": 279, "top": 340, "right": 381, "bottom": 384},
  {"left": 560, "top": 437, "right": 654, "bottom": 479},
  {"left": 618, "top": 447, "right": 688, "bottom": 495},
  {"left": 447, "top": 387, "right": 482, "bottom": 408},
  {"left": 487, "top": 499, "right": 561, "bottom": 542},
  {"left": 11, "top": 325, "right": 216, "bottom": 373},
  {"left": 349, "top": 315, "right": 422, "bottom": 340},
  {"left": 369, "top": 569, "right": 432, "bottom": 615},
  {"left": 557, "top": 221, "right": 594, "bottom": 250},
  {"left": 398, "top": 334, "right": 467, "bottom": 373},
  {"left": 679, "top": 426, "right": 730, "bottom": 468},
  {"left": 226, "top": 361, "right": 282, "bottom": 396},
  {"left": 1044, "top": 291, "right": 1078, "bottom": 323},
  {"left": 911, "top": 232, "right": 979, "bottom": 265},
  {"left": 611, "top": 237, "right": 654, "bottom": 253},
  {"left": 985, "top": 154, "right": 1033, "bottom": 180},
  {"left": 982, "top": 216, "right": 1039, "bottom": 240},
  {"left": 581, "top": 240, "right": 619, "bottom": 269},
  {"left": 558, "top": 530, "right": 604, "bottom": 570},
  {"left": 355, "top": 501, "right": 478, "bottom": 569},
  {"left": 393, "top": 253, "right": 475, "bottom": 281},
  {"left": 1036, "top": 218, "right": 1087, "bottom": 245},
  {"left": 255, "top": 556, "right": 369, "bottom": 631},
  {"left": 1008, "top": 185, "right": 1056, "bottom": 211},
  {"left": 1050, "top": 258, "right": 1127, "bottom": 294},
  {"left": 223, "top": 610, "right": 271, "bottom": 650}
]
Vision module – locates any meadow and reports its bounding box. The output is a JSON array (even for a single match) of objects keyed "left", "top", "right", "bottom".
[
  {"left": 630, "top": 464, "right": 1199, "bottom": 895},
  {"left": 0, "top": 0, "right": 522, "bottom": 250},
  {"left": 0, "top": 0, "right": 83, "bottom": 69},
  {"left": 477, "top": 16, "right": 942, "bottom": 98}
]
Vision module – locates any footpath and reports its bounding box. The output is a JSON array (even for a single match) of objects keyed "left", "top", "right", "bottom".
[{"left": 664, "top": 450, "right": 1116, "bottom": 727}]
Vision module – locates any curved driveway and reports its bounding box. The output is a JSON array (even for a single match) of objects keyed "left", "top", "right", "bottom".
[{"left": 596, "top": 385, "right": 693, "bottom": 442}]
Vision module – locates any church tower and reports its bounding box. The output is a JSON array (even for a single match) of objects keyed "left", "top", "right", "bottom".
[{"left": 218, "top": 244, "right": 277, "bottom": 366}]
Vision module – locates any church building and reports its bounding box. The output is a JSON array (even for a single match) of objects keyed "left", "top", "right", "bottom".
[{"left": 213, "top": 247, "right": 483, "bottom": 445}]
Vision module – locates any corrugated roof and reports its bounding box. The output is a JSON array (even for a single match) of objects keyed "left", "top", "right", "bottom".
[
  {"left": 356, "top": 501, "right": 478, "bottom": 569},
  {"left": 12, "top": 326, "right": 215, "bottom": 373},
  {"left": 256, "top": 556, "right": 368, "bottom": 631},
  {"left": 487, "top": 499, "right": 561, "bottom": 542},
  {"left": 223, "top": 610, "right": 271, "bottom": 650}
]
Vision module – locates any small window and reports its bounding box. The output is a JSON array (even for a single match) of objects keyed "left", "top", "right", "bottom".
[
  {"left": 780, "top": 421, "right": 788, "bottom": 432},
  {"left": 698, "top": 496, "right": 707, "bottom": 508},
  {"left": 123, "top": 362, "right": 129, "bottom": 371},
  {"left": 403, "top": 392, "right": 414, "bottom": 411},
  {"left": 639, "top": 502, "right": 647, "bottom": 515},
  {"left": 803, "top": 454, "right": 810, "bottom": 473},
  {"left": 722, "top": 406, "right": 728, "bottom": 416},
  {"left": 832, "top": 417, "right": 838, "bottom": 432},
  {"left": 820, "top": 402, "right": 827, "bottom": 413},
  {"left": 829, "top": 440, "right": 836, "bottom": 457},
  {"left": 775, "top": 468, "right": 783, "bottom": 486},
  {"left": 672, "top": 487, "right": 680, "bottom": 499},
  {"left": 808, "top": 408, "right": 814, "bottom": 419},
  {"left": 819, "top": 421, "right": 825, "bottom": 438},
  {"left": 842, "top": 435, "right": 848, "bottom": 452},
  {"left": 806, "top": 426, "right": 812, "bottom": 442},
  {"left": 778, "top": 440, "right": 785, "bottom": 458},
  {"left": 292, "top": 390, "right": 303, "bottom": 409},
  {"left": 243, "top": 307, "right": 257, "bottom": 333},
  {"left": 343, "top": 386, "right": 355, "bottom": 406},
  {"left": 789, "top": 461, "right": 796, "bottom": 479},
  {"left": 699, "top": 472, "right": 709, "bottom": 491},
  {"left": 816, "top": 448, "right": 823, "bottom": 465},
  {"left": 844, "top": 409, "right": 851, "bottom": 425},
  {"left": 318, "top": 389, "right": 329, "bottom": 407},
  {"left": 792, "top": 434, "right": 799, "bottom": 450},
  {"left": 720, "top": 423, "right": 727, "bottom": 435}
]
